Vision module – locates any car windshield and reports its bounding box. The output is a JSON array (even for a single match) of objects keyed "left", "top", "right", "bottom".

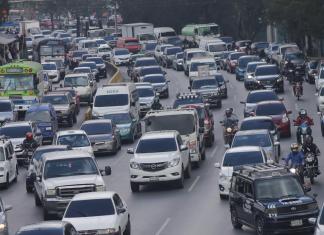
[
  {"left": 64, "top": 76, "right": 88, "bottom": 87},
  {"left": 104, "top": 113, "right": 132, "bottom": 125},
  {"left": 143, "top": 75, "right": 165, "bottom": 83},
  {"left": 94, "top": 94, "right": 128, "bottom": 107},
  {"left": 256, "top": 103, "right": 286, "bottom": 116},
  {"left": 161, "top": 31, "right": 176, "bottom": 37},
  {"left": 74, "top": 68, "right": 90, "bottom": 73},
  {"left": 57, "top": 134, "right": 90, "bottom": 147},
  {"left": 241, "top": 120, "right": 275, "bottom": 131},
  {"left": 41, "top": 95, "right": 68, "bottom": 105},
  {"left": 220, "top": 37, "right": 233, "bottom": 43},
  {"left": 136, "top": 138, "right": 177, "bottom": 153},
  {"left": 139, "top": 34, "right": 156, "bottom": 41},
  {"left": 255, "top": 66, "right": 279, "bottom": 76},
  {"left": 115, "top": 49, "right": 129, "bottom": 55},
  {"left": 187, "top": 52, "right": 207, "bottom": 60},
  {"left": 96, "top": 40, "right": 106, "bottom": 45},
  {"left": 173, "top": 97, "right": 204, "bottom": 108},
  {"left": 42, "top": 63, "right": 56, "bottom": 70},
  {"left": 81, "top": 123, "right": 112, "bottom": 135},
  {"left": 230, "top": 53, "right": 244, "bottom": 60},
  {"left": 84, "top": 41, "right": 98, "bottom": 48},
  {"left": 33, "top": 148, "right": 67, "bottom": 162},
  {"left": 215, "top": 75, "right": 225, "bottom": 83},
  {"left": 286, "top": 52, "right": 305, "bottom": 61},
  {"left": 309, "top": 61, "right": 318, "bottom": 69},
  {"left": 125, "top": 41, "right": 139, "bottom": 46},
  {"left": 223, "top": 151, "right": 264, "bottom": 167},
  {"left": 246, "top": 92, "right": 278, "bottom": 103},
  {"left": 255, "top": 42, "right": 269, "bottom": 49},
  {"left": 166, "top": 47, "right": 182, "bottom": 55},
  {"left": 145, "top": 43, "right": 157, "bottom": 50},
  {"left": 176, "top": 53, "right": 184, "bottom": 59},
  {"left": 0, "top": 126, "right": 31, "bottom": 138},
  {"left": 0, "top": 102, "right": 11, "bottom": 112},
  {"left": 255, "top": 176, "right": 304, "bottom": 200},
  {"left": 44, "top": 157, "right": 97, "bottom": 179},
  {"left": 190, "top": 62, "right": 216, "bottom": 72},
  {"left": 247, "top": 63, "right": 266, "bottom": 73},
  {"left": 138, "top": 88, "right": 154, "bottom": 97},
  {"left": 146, "top": 114, "right": 195, "bottom": 135},
  {"left": 0, "top": 148, "right": 4, "bottom": 161},
  {"left": 239, "top": 57, "right": 259, "bottom": 69},
  {"left": 59, "top": 33, "right": 70, "bottom": 38},
  {"left": 208, "top": 44, "right": 226, "bottom": 52},
  {"left": 232, "top": 134, "right": 271, "bottom": 148},
  {"left": 140, "top": 67, "right": 163, "bottom": 76},
  {"left": 25, "top": 110, "right": 51, "bottom": 122},
  {"left": 87, "top": 58, "right": 104, "bottom": 64},
  {"left": 79, "top": 63, "right": 96, "bottom": 70},
  {"left": 192, "top": 79, "right": 217, "bottom": 89},
  {"left": 65, "top": 198, "right": 115, "bottom": 218},
  {"left": 98, "top": 47, "right": 111, "bottom": 52},
  {"left": 135, "top": 59, "right": 157, "bottom": 67}
]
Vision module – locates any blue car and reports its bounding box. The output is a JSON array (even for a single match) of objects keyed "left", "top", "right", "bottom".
[
  {"left": 25, "top": 103, "right": 58, "bottom": 144},
  {"left": 236, "top": 55, "right": 260, "bottom": 81}
]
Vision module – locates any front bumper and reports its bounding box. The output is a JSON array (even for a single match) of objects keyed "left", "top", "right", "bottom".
[
  {"left": 92, "top": 141, "right": 116, "bottom": 153},
  {"left": 56, "top": 112, "right": 71, "bottom": 123},
  {"left": 130, "top": 165, "right": 182, "bottom": 183},
  {"left": 202, "top": 95, "right": 222, "bottom": 108},
  {"left": 44, "top": 197, "right": 71, "bottom": 216},
  {"left": 255, "top": 79, "right": 284, "bottom": 92},
  {"left": 0, "top": 172, "right": 7, "bottom": 184}
]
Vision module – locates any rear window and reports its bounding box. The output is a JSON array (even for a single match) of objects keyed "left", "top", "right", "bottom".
[
  {"left": 246, "top": 92, "right": 278, "bottom": 103},
  {"left": 240, "top": 119, "right": 275, "bottom": 131},
  {"left": 65, "top": 199, "right": 115, "bottom": 218},
  {"left": 143, "top": 75, "right": 165, "bottom": 83},
  {"left": 135, "top": 59, "right": 158, "bottom": 67},
  {"left": 136, "top": 138, "right": 177, "bottom": 153},
  {"left": 166, "top": 47, "right": 182, "bottom": 55},
  {"left": 232, "top": 134, "right": 271, "bottom": 148},
  {"left": 255, "top": 103, "right": 286, "bottom": 116},
  {"left": 140, "top": 67, "right": 163, "bottom": 76},
  {"left": 238, "top": 57, "right": 259, "bottom": 69},
  {"left": 223, "top": 151, "right": 264, "bottom": 167},
  {"left": 255, "top": 66, "right": 279, "bottom": 76},
  {"left": 81, "top": 123, "right": 112, "bottom": 135}
]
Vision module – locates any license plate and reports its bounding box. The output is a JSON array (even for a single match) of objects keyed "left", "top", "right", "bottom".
[
  {"left": 290, "top": 219, "right": 303, "bottom": 227},
  {"left": 150, "top": 176, "right": 159, "bottom": 182}
]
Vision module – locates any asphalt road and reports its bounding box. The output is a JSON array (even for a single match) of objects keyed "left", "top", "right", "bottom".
[{"left": 1, "top": 65, "right": 324, "bottom": 235}]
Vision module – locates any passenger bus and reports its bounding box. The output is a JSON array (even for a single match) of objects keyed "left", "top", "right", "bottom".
[
  {"left": 0, "top": 60, "right": 48, "bottom": 118},
  {"left": 33, "top": 38, "right": 67, "bottom": 63}
]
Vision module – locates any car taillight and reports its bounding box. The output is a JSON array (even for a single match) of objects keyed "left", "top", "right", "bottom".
[{"left": 282, "top": 114, "right": 289, "bottom": 123}]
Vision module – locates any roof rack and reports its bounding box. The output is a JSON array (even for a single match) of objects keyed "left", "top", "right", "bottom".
[
  {"left": 176, "top": 92, "right": 199, "bottom": 99},
  {"left": 236, "top": 163, "right": 289, "bottom": 177}
]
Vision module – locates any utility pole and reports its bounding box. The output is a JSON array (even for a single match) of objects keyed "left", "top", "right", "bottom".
[{"left": 114, "top": 0, "right": 117, "bottom": 33}]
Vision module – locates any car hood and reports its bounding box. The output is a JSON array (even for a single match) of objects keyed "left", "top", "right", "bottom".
[
  {"left": 45, "top": 174, "right": 104, "bottom": 189},
  {"left": 54, "top": 104, "right": 69, "bottom": 111},
  {"left": 45, "top": 70, "right": 58, "bottom": 75},
  {"left": 116, "top": 123, "right": 132, "bottom": 129},
  {"left": 74, "top": 86, "right": 91, "bottom": 95},
  {"left": 88, "top": 134, "right": 113, "bottom": 143},
  {"left": 93, "top": 105, "right": 129, "bottom": 116},
  {"left": 115, "top": 55, "right": 130, "bottom": 59},
  {"left": 258, "top": 196, "right": 314, "bottom": 208},
  {"left": 193, "top": 87, "right": 219, "bottom": 95},
  {"left": 63, "top": 215, "right": 117, "bottom": 231},
  {"left": 291, "top": 59, "right": 305, "bottom": 66},
  {"left": 134, "top": 151, "right": 178, "bottom": 163},
  {"left": 0, "top": 111, "right": 13, "bottom": 121},
  {"left": 255, "top": 75, "right": 280, "bottom": 80}
]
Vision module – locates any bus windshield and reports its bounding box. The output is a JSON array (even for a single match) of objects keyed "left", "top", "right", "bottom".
[
  {"left": 0, "top": 74, "right": 34, "bottom": 91},
  {"left": 40, "top": 45, "right": 65, "bottom": 56}
]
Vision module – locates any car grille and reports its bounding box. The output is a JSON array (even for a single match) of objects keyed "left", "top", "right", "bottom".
[
  {"left": 78, "top": 230, "right": 98, "bottom": 235},
  {"left": 259, "top": 79, "right": 275, "bottom": 87},
  {"left": 140, "top": 162, "right": 168, "bottom": 172},
  {"left": 277, "top": 204, "right": 310, "bottom": 215},
  {"left": 56, "top": 185, "right": 95, "bottom": 198}
]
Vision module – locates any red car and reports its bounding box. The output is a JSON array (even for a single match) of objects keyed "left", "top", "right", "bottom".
[
  {"left": 116, "top": 37, "right": 141, "bottom": 54},
  {"left": 226, "top": 52, "right": 245, "bottom": 73},
  {"left": 254, "top": 101, "right": 292, "bottom": 137}
]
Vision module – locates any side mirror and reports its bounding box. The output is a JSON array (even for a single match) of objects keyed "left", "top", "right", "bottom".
[
  {"left": 214, "top": 162, "right": 221, "bottom": 168},
  {"left": 4, "top": 205, "right": 13, "bottom": 212},
  {"left": 104, "top": 166, "right": 111, "bottom": 176},
  {"left": 166, "top": 80, "right": 170, "bottom": 83},
  {"left": 127, "top": 148, "right": 134, "bottom": 154},
  {"left": 117, "top": 207, "right": 126, "bottom": 214},
  {"left": 287, "top": 110, "right": 292, "bottom": 115},
  {"left": 180, "top": 145, "right": 188, "bottom": 151},
  {"left": 313, "top": 193, "right": 318, "bottom": 198}
]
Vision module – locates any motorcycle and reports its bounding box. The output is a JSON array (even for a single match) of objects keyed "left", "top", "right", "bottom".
[
  {"left": 293, "top": 82, "right": 303, "bottom": 100},
  {"left": 304, "top": 152, "right": 318, "bottom": 184},
  {"left": 21, "top": 142, "right": 38, "bottom": 166},
  {"left": 287, "top": 69, "right": 294, "bottom": 84},
  {"left": 293, "top": 121, "right": 312, "bottom": 145},
  {"left": 220, "top": 120, "right": 238, "bottom": 148}
]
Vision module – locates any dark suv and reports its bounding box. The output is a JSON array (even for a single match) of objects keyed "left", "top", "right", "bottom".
[{"left": 229, "top": 164, "right": 318, "bottom": 235}]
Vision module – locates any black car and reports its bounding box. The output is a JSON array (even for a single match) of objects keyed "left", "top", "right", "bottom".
[
  {"left": 281, "top": 51, "right": 306, "bottom": 76},
  {"left": 16, "top": 221, "right": 77, "bottom": 235},
  {"left": 128, "top": 57, "right": 158, "bottom": 80},
  {"left": 253, "top": 64, "right": 284, "bottom": 92},
  {"left": 173, "top": 93, "right": 205, "bottom": 108},
  {"left": 85, "top": 57, "right": 107, "bottom": 79},
  {"left": 230, "top": 164, "right": 319, "bottom": 235}
]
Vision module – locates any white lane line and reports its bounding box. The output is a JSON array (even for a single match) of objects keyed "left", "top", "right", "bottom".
[
  {"left": 155, "top": 217, "right": 171, "bottom": 235},
  {"left": 188, "top": 176, "right": 200, "bottom": 192}
]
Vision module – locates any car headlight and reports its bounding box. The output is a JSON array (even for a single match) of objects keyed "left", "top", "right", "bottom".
[
  {"left": 257, "top": 80, "right": 261, "bottom": 84},
  {"left": 266, "top": 207, "right": 277, "bottom": 218},
  {"left": 96, "top": 185, "right": 106, "bottom": 191},
  {"left": 97, "top": 228, "right": 116, "bottom": 234},
  {"left": 0, "top": 223, "right": 6, "bottom": 232},
  {"left": 46, "top": 189, "right": 56, "bottom": 196},
  {"left": 168, "top": 158, "right": 180, "bottom": 168},
  {"left": 248, "top": 75, "right": 253, "bottom": 79},
  {"left": 130, "top": 161, "right": 140, "bottom": 169}
]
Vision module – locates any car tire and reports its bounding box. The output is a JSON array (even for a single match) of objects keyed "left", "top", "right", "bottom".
[
  {"left": 201, "top": 150, "right": 206, "bottom": 161},
  {"left": 34, "top": 192, "right": 42, "bottom": 206},
  {"left": 321, "top": 125, "right": 324, "bottom": 137},
  {"left": 130, "top": 182, "right": 140, "bottom": 193},
  {"left": 230, "top": 207, "right": 242, "bottom": 229},
  {"left": 68, "top": 115, "right": 73, "bottom": 127},
  {"left": 220, "top": 194, "right": 227, "bottom": 200},
  {"left": 73, "top": 113, "right": 77, "bottom": 123},
  {"left": 175, "top": 168, "right": 184, "bottom": 189},
  {"left": 184, "top": 159, "right": 191, "bottom": 179},
  {"left": 256, "top": 217, "right": 268, "bottom": 235},
  {"left": 124, "top": 219, "right": 131, "bottom": 235},
  {"left": 4, "top": 174, "right": 9, "bottom": 189},
  {"left": 26, "top": 184, "right": 33, "bottom": 193}
]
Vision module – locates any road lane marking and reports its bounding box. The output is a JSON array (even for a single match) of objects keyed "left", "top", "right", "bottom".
[
  {"left": 188, "top": 176, "right": 200, "bottom": 192},
  {"left": 155, "top": 217, "right": 171, "bottom": 235}
]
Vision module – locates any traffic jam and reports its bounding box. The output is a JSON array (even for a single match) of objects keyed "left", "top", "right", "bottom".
[{"left": 0, "top": 16, "right": 324, "bottom": 235}]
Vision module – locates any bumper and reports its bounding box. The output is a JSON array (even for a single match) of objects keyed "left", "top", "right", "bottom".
[
  {"left": 219, "top": 178, "right": 231, "bottom": 195},
  {"left": 0, "top": 172, "right": 7, "bottom": 184},
  {"left": 44, "top": 198, "right": 70, "bottom": 216},
  {"left": 130, "top": 166, "right": 182, "bottom": 183},
  {"left": 26, "top": 175, "right": 34, "bottom": 188},
  {"left": 92, "top": 141, "right": 116, "bottom": 153},
  {"left": 255, "top": 80, "right": 284, "bottom": 92},
  {"left": 114, "top": 59, "right": 129, "bottom": 65},
  {"left": 277, "top": 121, "right": 291, "bottom": 136},
  {"left": 203, "top": 97, "right": 222, "bottom": 108}
]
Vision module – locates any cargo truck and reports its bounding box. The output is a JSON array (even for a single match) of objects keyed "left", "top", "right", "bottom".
[
  {"left": 121, "top": 23, "right": 156, "bottom": 44},
  {"left": 19, "top": 20, "right": 41, "bottom": 37}
]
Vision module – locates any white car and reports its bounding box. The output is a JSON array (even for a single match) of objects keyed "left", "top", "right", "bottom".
[
  {"left": 63, "top": 192, "right": 130, "bottom": 235},
  {"left": 214, "top": 146, "right": 270, "bottom": 199},
  {"left": 315, "top": 68, "right": 324, "bottom": 91},
  {"left": 53, "top": 130, "right": 94, "bottom": 156},
  {"left": 42, "top": 62, "right": 60, "bottom": 83},
  {"left": 127, "top": 131, "right": 190, "bottom": 192},
  {"left": 0, "top": 137, "right": 18, "bottom": 188},
  {"left": 97, "top": 44, "right": 112, "bottom": 62},
  {"left": 111, "top": 48, "right": 131, "bottom": 66},
  {"left": 135, "top": 83, "right": 156, "bottom": 117},
  {"left": 317, "top": 86, "right": 324, "bottom": 112},
  {"left": 315, "top": 203, "right": 324, "bottom": 235},
  {"left": 189, "top": 57, "right": 218, "bottom": 83}
]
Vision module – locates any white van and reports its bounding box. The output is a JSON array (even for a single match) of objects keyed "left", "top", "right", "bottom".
[
  {"left": 205, "top": 42, "right": 227, "bottom": 57},
  {"left": 198, "top": 38, "right": 223, "bottom": 51},
  {"left": 183, "top": 48, "right": 208, "bottom": 76},
  {"left": 154, "top": 27, "right": 177, "bottom": 40},
  {"left": 92, "top": 83, "right": 139, "bottom": 119},
  {"left": 189, "top": 57, "right": 218, "bottom": 84},
  {"left": 78, "top": 39, "right": 99, "bottom": 54}
]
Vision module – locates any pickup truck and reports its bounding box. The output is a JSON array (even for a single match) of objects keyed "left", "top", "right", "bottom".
[{"left": 271, "top": 43, "right": 299, "bottom": 66}]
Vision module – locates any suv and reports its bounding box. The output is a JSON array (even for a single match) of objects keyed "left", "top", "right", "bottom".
[
  {"left": 127, "top": 131, "right": 190, "bottom": 192},
  {"left": 33, "top": 150, "right": 111, "bottom": 219},
  {"left": 253, "top": 64, "right": 284, "bottom": 92},
  {"left": 0, "top": 137, "right": 18, "bottom": 188},
  {"left": 0, "top": 100, "right": 17, "bottom": 125},
  {"left": 41, "top": 92, "right": 76, "bottom": 127},
  {"left": 229, "top": 164, "right": 318, "bottom": 235}
]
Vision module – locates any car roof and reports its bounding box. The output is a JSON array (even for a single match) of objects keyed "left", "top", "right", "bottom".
[
  {"left": 136, "top": 57, "right": 156, "bottom": 61},
  {"left": 56, "top": 130, "right": 87, "bottom": 136},
  {"left": 235, "top": 129, "right": 270, "bottom": 136},
  {"left": 65, "top": 73, "right": 89, "bottom": 78},
  {"left": 242, "top": 116, "right": 273, "bottom": 122},
  {"left": 43, "top": 92, "right": 67, "bottom": 97},
  {"left": 35, "top": 145, "right": 69, "bottom": 152},
  {"left": 256, "top": 100, "right": 284, "bottom": 106},
  {"left": 17, "top": 221, "right": 68, "bottom": 232},
  {"left": 72, "top": 191, "right": 116, "bottom": 201},
  {"left": 247, "top": 61, "right": 267, "bottom": 66},
  {"left": 256, "top": 64, "right": 277, "bottom": 69},
  {"left": 82, "top": 119, "right": 112, "bottom": 125},
  {"left": 190, "top": 57, "right": 215, "bottom": 62},
  {"left": 27, "top": 103, "right": 52, "bottom": 111},
  {"left": 226, "top": 146, "right": 262, "bottom": 154},
  {"left": 42, "top": 150, "right": 92, "bottom": 161},
  {"left": 2, "top": 121, "right": 32, "bottom": 127},
  {"left": 42, "top": 62, "right": 56, "bottom": 65},
  {"left": 141, "top": 131, "right": 178, "bottom": 140},
  {"left": 248, "top": 89, "right": 276, "bottom": 95},
  {"left": 144, "top": 74, "right": 164, "bottom": 78},
  {"left": 184, "top": 48, "right": 205, "bottom": 53}
]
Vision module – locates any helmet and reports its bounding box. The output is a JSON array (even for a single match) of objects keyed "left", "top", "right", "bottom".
[
  {"left": 290, "top": 143, "right": 299, "bottom": 153},
  {"left": 225, "top": 108, "right": 233, "bottom": 118},
  {"left": 305, "top": 136, "right": 313, "bottom": 145},
  {"left": 26, "top": 132, "right": 33, "bottom": 141},
  {"left": 299, "top": 109, "right": 307, "bottom": 119}
]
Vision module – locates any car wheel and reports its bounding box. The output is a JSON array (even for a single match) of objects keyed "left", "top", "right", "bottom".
[
  {"left": 220, "top": 194, "right": 228, "bottom": 200},
  {"left": 34, "top": 191, "right": 42, "bottom": 206},
  {"left": 321, "top": 125, "right": 324, "bottom": 137},
  {"left": 184, "top": 159, "right": 191, "bottom": 179},
  {"left": 175, "top": 168, "right": 184, "bottom": 189},
  {"left": 124, "top": 219, "right": 131, "bottom": 235},
  {"left": 68, "top": 115, "right": 73, "bottom": 127},
  {"left": 26, "top": 184, "right": 33, "bottom": 193},
  {"left": 256, "top": 217, "right": 268, "bottom": 235},
  {"left": 201, "top": 150, "right": 206, "bottom": 161},
  {"left": 230, "top": 207, "right": 242, "bottom": 229},
  {"left": 130, "top": 182, "right": 140, "bottom": 193}
]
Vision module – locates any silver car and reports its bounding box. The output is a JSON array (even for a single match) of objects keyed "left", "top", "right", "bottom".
[
  {"left": 135, "top": 83, "right": 156, "bottom": 117},
  {"left": 315, "top": 203, "right": 324, "bottom": 234},
  {"left": 0, "top": 100, "right": 17, "bottom": 125},
  {"left": 0, "top": 198, "right": 12, "bottom": 235}
]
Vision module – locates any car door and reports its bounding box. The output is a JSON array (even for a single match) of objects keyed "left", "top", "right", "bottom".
[
  {"left": 8, "top": 143, "right": 16, "bottom": 180},
  {"left": 241, "top": 180, "right": 255, "bottom": 226},
  {"left": 177, "top": 134, "right": 188, "bottom": 167},
  {"left": 3, "top": 146, "right": 12, "bottom": 181},
  {"left": 113, "top": 194, "right": 128, "bottom": 231}
]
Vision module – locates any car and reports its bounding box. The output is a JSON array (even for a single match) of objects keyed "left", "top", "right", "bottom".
[
  {"left": 316, "top": 86, "right": 324, "bottom": 112},
  {"left": 190, "top": 77, "right": 222, "bottom": 108},
  {"left": 235, "top": 55, "right": 260, "bottom": 81},
  {"left": 142, "top": 74, "right": 170, "bottom": 98},
  {"left": 33, "top": 150, "right": 111, "bottom": 219},
  {"left": 79, "top": 39, "right": 99, "bottom": 54},
  {"left": 229, "top": 164, "right": 318, "bottom": 235},
  {"left": 280, "top": 50, "right": 306, "bottom": 75},
  {"left": 96, "top": 44, "right": 112, "bottom": 62},
  {"left": 305, "top": 60, "right": 318, "bottom": 84},
  {"left": 25, "top": 145, "right": 70, "bottom": 193},
  {"left": 53, "top": 130, "right": 93, "bottom": 156},
  {"left": 62, "top": 192, "right": 131, "bottom": 235},
  {"left": 173, "top": 93, "right": 205, "bottom": 108},
  {"left": 127, "top": 131, "right": 190, "bottom": 192},
  {"left": 254, "top": 101, "right": 292, "bottom": 137},
  {"left": 80, "top": 120, "right": 121, "bottom": 154},
  {"left": 241, "top": 90, "right": 280, "bottom": 117},
  {"left": 42, "top": 62, "right": 60, "bottom": 83},
  {"left": 265, "top": 42, "right": 281, "bottom": 63},
  {"left": 0, "top": 100, "right": 17, "bottom": 125},
  {"left": 235, "top": 40, "right": 251, "bottom": 52},
  {"left": 41, "top": 92, "right": 76, "bottom": 127},
  {"left": 25, "top": 103, "right": 58, "bottom": 144},
  {"left": 215, "top": 73, "right": 229, "bottom": 98},
  {"left": 251, "top": 41, "right": 269, "bottom": 55},
  {"left": 172, "top": 52, "right": 184, "bottom": 71},
  {"left": 315, "top": 203, "right": 324, "bottom": 235},
  {"left": 78, "top": 61, "right": 99, "bottom": 82},
  {"left": 85, "top": 57, "right": 107, "bottom": 79},
  {"left": 154, "top": 43, "right": 173, "bottom": 65},
  {"left": 103, "top": 111, "right": 141, "bottom": 143},
  {"left": 244, "top": 61, "right": 267, "bottom": 89},
  {"left": 188, "top": 57, "right": 218, "bottom": 84},
  {"left": 44, "top": 59, "right": 65, "bottom": 80},
  {"left": 215, "top": 146, "right": 269, "bottom": 199},
  {"left": 81, "top": 54, "right": 97, "bottom": 61},
  {"left": 0, "top": 137, "right": 18, "bottom": 188},
  {"left": 252, "top": 64, "right": 284, "bottom": 92},
  {"left": 315, "top": 68, "right": 324, "bottom": 91},
  {"left": 226, "top": 52, "right": 245, "bottom": 73},
  {"left": 128, "top": 57, "right": 158, "bottom": 80},
  {"left": 52, "top": 87, "right": 80, "bottom": 114},
  {"left": 135, "top": 83, "right": 156, "bottom": 117},
  {"left": 137, "top": 65, "right": 166, "bottom": 82},
  {"left": 219, "top": 51, "right": 233, "bottom": 70},
  {"left": 231, "top": 129, "right": 280, "bottom": 163},
  {"left": 0, "top": 197, "right": 12, "bottom": 235},
  {"left": 161, "top": 46, "right": 182, "bottom": 68},
  {"left": 16, "top": 221, "right": 77, "bottom": 235},
  {"left": 183, "top": 48, "right": 207, "bottom": 76},
  {"left": 0, "top": 121, "right": 42, "bottom": 163},
  {"left": 70, "top": 50, "right": 88, "bottom": 64},
  {"left": 63, "top": 73, "right": 97, "bottom": 105},
  {"left": 142, "top": 42, "right": 157, "bottom": 56},
  {"left": 111, "top": 48, "right": 131, "bottom": 66}
]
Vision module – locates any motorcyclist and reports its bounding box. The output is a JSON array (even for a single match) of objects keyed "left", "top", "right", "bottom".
[
  {"left": 22, "top": 132, "right": 38, "bottom": 151},
  {"left": 302, "top": 136, "right": 321, "bottom": 174},
  {"left": 151, "top": 96, "right": 162, "bottom": 110},
  {"left": 285, "top": 143, "right": 305, "bottom": 184},
  {"left": 222, "top": 108, "right": 239, "bottom": 128},
  {"left": 294, "top": 109, "right": 313, "bottom": 143}
]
